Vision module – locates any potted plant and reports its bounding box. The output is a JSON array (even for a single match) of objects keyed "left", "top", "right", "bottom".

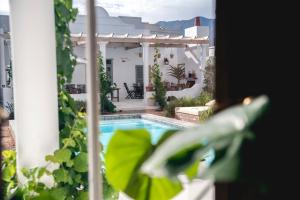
[
  {"left": 146, "top": 83, "right": 153, "bottom": 91},
  {"left": 163, "top": 58, "right": 169, "bottom": 65},
  {"left": 167, "top": 63, "right": 186, "bottom": 87}
]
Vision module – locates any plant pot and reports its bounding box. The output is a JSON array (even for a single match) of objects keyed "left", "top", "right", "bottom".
[
  {"left": 147, "top": 98, "right": 155, "bottom": 106},
  {"left": 146, "top": 86, "right": 153, "bottom": 91}
]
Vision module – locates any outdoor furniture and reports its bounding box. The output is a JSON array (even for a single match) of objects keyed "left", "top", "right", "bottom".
[
  {"left": 110, "top": 87, "right": 120, "bottom": 102},
  {"left": 133, "top": 83, "right": 144, "bottom": 99},
  {"left": 124, "top": 83, "right": 135, "bottom": 99},
  {"left": 77, "top": 84, "right": 86, "bottom": 93},
  {"left": 65, "top": 84, "right": 77, "bottom": 94}
]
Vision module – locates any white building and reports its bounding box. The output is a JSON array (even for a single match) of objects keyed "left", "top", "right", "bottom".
[
  {"left": 0, "top": 6, "right": 213, "bottom": 108},
  {"left": 69, "top": 7, "right": 211, "bottom": 104}
]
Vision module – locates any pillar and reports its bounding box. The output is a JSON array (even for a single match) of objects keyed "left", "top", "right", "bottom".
[
  {"left": 0, "top": 28, "right": 6, "bottom": 87},
  {"left": 10, "top": 0, "right": 59, "bottom": 182},
  {"left": 99, "top": 42, "right": 108, "bottom": 72},
  {"left": 142, "top": 43, "right": 150, "bottom": 104}
]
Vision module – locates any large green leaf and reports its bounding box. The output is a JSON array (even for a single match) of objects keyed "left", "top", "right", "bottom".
[
  {"left": 45, "top": 149, "right": 72, "bottom": 164},
  {"left": 105, "top": 129, "right": 182, "bottom": 200},
  {"left": 73, "top": 152, "right": 88, "bottom": 172},
  {"left": 141, "top": 95, "right": 269, "bottom": 181}
]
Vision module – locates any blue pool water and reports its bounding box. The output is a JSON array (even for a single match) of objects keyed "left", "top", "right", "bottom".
[
  {"left": 99, "top": 118, "right": 179, "bottom": 148},
  {"left": 99, "top": 118, "right": 215, "bottom": 166}
]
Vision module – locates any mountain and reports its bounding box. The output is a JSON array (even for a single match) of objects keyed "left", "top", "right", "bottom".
[{"left": 155, "top": 17, "right": 215, "bottom": 45}]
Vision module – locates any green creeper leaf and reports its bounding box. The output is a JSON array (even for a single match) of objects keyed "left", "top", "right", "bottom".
[
  {"left": 78, "top": 191, "right": 88, "bottom": 200},
  {"left": 63, "top": 138, "right": 76, "bottom": 148},
  {"left": 106, "top": 129, "right": 182, "bottom": 200},
  {"left": 73, "top": 153, "right": 88, "bottom": 172},
  {"left": 37, "top": 167, "right": 47, "bottom": 178},
  {"left": 2, "top": 150, "right": 16, "bottom": 159},
  {"left": 61, "top": 107, "right": 72, "bottom": 114},
  {"left": 2, "top": 164, "right": 16, "bottom": 182},
  {"left": 21, "top": 168, "right": 31, "bottom": 179},
  {"left": 53, "top": 168, "right": 72, "bottom": 184},
  {"left": 46, "top": 149, "right": 72, "bottom": 164},
  {"left": 49, "top": 187, "right": 68, "bottom": 200},
  {"left": 74, "top": 174, "right": 82, "bottom": 183}
]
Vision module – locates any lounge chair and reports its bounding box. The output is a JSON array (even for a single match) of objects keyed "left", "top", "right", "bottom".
[{"left": 123, "top": 83, "right": 135, "bottom": 99}]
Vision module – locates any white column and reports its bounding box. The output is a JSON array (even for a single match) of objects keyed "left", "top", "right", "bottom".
[
  {"left": 198, "top": 44, "right": 209, "bottom": 86},
  {"left": 200, "top": 44, "right": 208, "bottom": 70},
  {"left": 10, "top": 0, "right": 59, "bottom": 182},
  {"left": 0, "top": 28, "right": 6, "bottom": 87},
  {"left": 99, "top": 42, "right": 108, "bottom": 72},
  {"left": 142, "top": 43, "right": 150, "bottom": 104}
]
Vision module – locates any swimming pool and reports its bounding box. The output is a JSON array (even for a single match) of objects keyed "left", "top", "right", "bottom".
[
  {"left": 99, "top": 114, "right": 214, "bottom": 166},
  {"left": 99, "top": 118, "right": 180, "bottom": 148}
]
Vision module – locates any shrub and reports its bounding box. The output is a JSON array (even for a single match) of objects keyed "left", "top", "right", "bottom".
[
  {"left": 165, "top": 91, "right": 213, "bottom": 117},
  {"left": 199, "top": 108, "right": 214, "bottom": 122},
  {"left": 195, "top": 91, "right": 213, "bottom": 105},
  {"left": 203, "top": 56, "right": 215, "bottom": 96}
]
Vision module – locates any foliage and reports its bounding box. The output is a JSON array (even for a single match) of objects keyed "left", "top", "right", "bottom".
[
  {"left": 5, "top": 102, "right": 14, "bottom": 119},
  {"left": 6, "top": 60, "right": 13, "bottom": 87},
  {"left": 74, "top": 100, "right": 86, "bottom": 112},
  {"left": 165, "top": 91, "right": 213, "bottom": 117},
  {"left": 1, "top": 1, "right": 117, "bottom": 199},
  {"left": 142, "top": 96, "right": 269, "bottom": 181},
  {"left": 98, "top": 53, "right": 116, "bottom": 113},
  {"left": 203, "top": 56, "right": 216, "bottom": 96},
  {"left": 167, "top": 64, "right": 185, "bottom": 85},
  {"left": 1, "top": 150, "right": 17, "bottom": 199},
  {"left": 105, "top": 96, "right": 269, "bottom": 199},
  {"left": 55, "top": 0, "right": 78, "bottom": 83},
  {"left": 197, "top": 91, "right": 213, "bottom": 106},
  {"left": 151, "top": 48, "right": 167, "bottom": 110},
  {"left": 105, "top": 129, "right": 183, "bottom": 200},
  {"left": 199, "top": 108, "right": 214, "bottom": 122}
]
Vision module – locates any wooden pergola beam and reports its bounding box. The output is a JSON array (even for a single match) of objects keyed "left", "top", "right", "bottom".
[{"left": 72, "top": 33, "right": 209, "bottom": 46}]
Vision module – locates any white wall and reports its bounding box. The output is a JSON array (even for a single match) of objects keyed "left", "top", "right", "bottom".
[
  {"left": 185, "top": 26, "right": 209, "bottom": 38},
  {"left": 108, "top": 47, "right": 143, "bottom": 100},
  {"left": 70, "top": 7, "right": 150, "bottom": 35},
  {"left": 71, "top": 44, "right": 206, "bottom": 100}
]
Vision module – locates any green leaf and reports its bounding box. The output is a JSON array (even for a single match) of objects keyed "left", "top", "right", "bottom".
[
  {"left": 2, "top": 164, "right": 16, "bottom": 182},
  {"left": 73, "top": 152, "right": 88, "bottom": 172},
  {"left": 46, "top": 149, "right": 72, "bottom": 164},
  {"left": 156, "top": 130, "right": 178, "bottom": 147},
  {"left": 63, "top": 138, "right": 76, "bottom": 148},
  {"left": 53, "top": 168, "right": 72, "bottom": 184},
  {"left": 106, "top": 129, "right": 182, "bottom": 200},
  {"left": 185, "top": 161, "right": 200, "bottom": 179},
  {"left": 37, "top": 167, "right": 47, "bottom": 178},
  {"left": 78, "top": 191, "right": 88, "bottom": 200},
  {"left": 49, "top": 187, "right": 68, "bottom": 200},
  {"left": 141, "top": 95, "right": 269, "bottom": 180},
  {"left": 21, "top": 168, "right": 31, "bottom": 179}
]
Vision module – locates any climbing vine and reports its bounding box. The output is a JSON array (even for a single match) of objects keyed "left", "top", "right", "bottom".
[{"left": 151, "top": 48, "right": 167, "bottom": 110}]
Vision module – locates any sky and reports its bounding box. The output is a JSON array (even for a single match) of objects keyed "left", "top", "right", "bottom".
[{"left": 0, "top": 0, "right": 215, "bottom": 23}]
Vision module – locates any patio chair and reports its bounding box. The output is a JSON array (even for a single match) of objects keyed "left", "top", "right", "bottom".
[{"left": 123, "top": 83, "right": 135, "bottom": 99}]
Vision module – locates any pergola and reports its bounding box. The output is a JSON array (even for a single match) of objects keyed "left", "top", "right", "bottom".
[{"left": 70, "top": 33, "right": 209, "bottom": 102}]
